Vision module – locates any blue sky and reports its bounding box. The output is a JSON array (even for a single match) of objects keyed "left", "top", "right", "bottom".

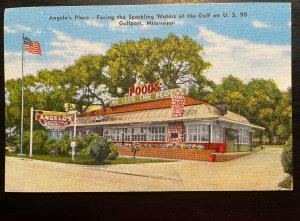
[{"left": 4, "top": 3, "right": 291, "bottom": 90}]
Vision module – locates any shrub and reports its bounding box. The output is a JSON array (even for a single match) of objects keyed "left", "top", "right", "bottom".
[
  {"left": 45, "top": 138, "right": 60, "bottom": 155},
  {"left": 281, "top": 136, "right": 293, "bottom": 176},
  {"left": 86, "top": 136, "right": 111, "bottom": 162},
  {"left": 130, "top": 143, "right": 140, "bottom": 158},
  {"left": 278, "top": 175, "right": 293, "bottom": 190},
  {"left": 15, "top": 131, "right": 30, "bottom": 153},
  {"left": 181, "top": 145, "right": 189, "bottom": 150},
  {"left": 84, "top": 133, "right": 100, "bottom": 144},
  {"left": 192, "top": 145, "right": 205, "bottom": 150},
  {"left": 58, "top": 133, "right": 71, "bottom": 156},
  {"left": 6, "top": 133, "right": 17, "bottom": 147},
  {"left": 72, "top": 137, "right": 88, "bottom": 152},
  {"left": 32, "top": 130, "right": 48, "bottom": 154},
  {"left": 107, "top": 143, "right": 119, "bottom": 160},
  {"left": 142, "top": 143, "right": 149, "bottom": 148}
]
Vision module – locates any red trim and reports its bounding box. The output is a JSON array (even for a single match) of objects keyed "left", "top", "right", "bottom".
[
  {"left": 80, "top": 96, "right": 206, "bottom": 117},
  {"left": 185, "top": 142, "right": 226, "bottom": 151}
]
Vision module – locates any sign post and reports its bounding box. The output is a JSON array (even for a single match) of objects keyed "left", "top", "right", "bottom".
[
  {"left": 30, "top": 110, "right": 74, "bottom": 157},
  {"left": 71, "top": 141, "right": 76, "bottom": 162}
]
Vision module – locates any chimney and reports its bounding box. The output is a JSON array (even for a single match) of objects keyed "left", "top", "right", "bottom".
[{"left": 215, "top": 104, "right": 229, "bottom": 115}]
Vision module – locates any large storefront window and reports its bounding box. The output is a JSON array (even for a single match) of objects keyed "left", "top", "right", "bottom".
[
  {"left": 212, "top": 125, "right": 224, "bottom": 143},
  {"left": 104, "top": 125, "right": 167, "bottom": 142},
  {"left": 186, "top": 124, "right": 210, "bottom": 143},
  {"left": 148, "top": 126, "right": 166, "bottom": 142},
  {"left": 237, "top": 129, "right": 250, "bottom": 144}
]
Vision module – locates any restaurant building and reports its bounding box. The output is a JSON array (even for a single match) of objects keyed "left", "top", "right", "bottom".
[{"left": 66, "top": 87, "right": 264, "bottom": 155}]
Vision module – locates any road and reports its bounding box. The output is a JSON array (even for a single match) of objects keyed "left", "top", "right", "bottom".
[{"left": 5, "top": 148, "right": 289, "bottom": 192}]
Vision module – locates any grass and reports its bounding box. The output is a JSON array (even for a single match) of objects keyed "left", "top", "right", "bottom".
[
  {"left": 261, "top": 145, "right": 284, "bottom": 149},
  {"left": 252, "top": 145, "right": 284, "bottom": 153},
  {"left": 5, "top": 151, "right": 172, "bottom": 165}
]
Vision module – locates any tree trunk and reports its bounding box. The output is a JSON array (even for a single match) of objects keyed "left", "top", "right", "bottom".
[
  {"left": 260, "top": 131, "right": 264, "bottom": 145},
  {"left": 269, "top": 132, "right": 273, "bottom": 145}
]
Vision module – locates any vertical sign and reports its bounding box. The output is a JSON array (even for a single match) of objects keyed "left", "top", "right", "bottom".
[{"left": 172, "top": 92, "right": 185, "bottom": 117}]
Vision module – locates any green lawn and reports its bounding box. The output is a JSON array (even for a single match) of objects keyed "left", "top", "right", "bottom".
[
  {"left": 261, "top": 145, "right": 284, "bottom": 149},
  {"left": 5, "top": 151, "right": 172, "bottom": 165}
]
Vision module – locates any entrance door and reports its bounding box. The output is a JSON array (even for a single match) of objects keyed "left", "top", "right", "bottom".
[{"left": 225, "top": 128, "right": 238, "bottom": 152}]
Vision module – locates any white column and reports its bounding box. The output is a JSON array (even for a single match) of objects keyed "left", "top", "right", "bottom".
[
  {"left": 210, "top": 123, "right": 213, "bottom": 143},
  {"left": 73, "top": 112, "right": 77, "bottom": 138}
]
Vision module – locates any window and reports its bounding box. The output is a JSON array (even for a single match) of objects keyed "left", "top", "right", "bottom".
[
  {"left": 237, "top": 129, "right": 250, "bottom": 144},
  {"left": 103, "top": 125, "right": 167, "bottom": 142},
  {"left": 212, "top": 125, "right": 223, "bottom": 143},
  {"left": 49, "top": 130, "right": 62, "bottom": 140},
  {"left": 186, "top": 124, "right": 210, "bottom": 143},
  {"left": 148, "top": 126, "right": 167, "bottom": 141}
]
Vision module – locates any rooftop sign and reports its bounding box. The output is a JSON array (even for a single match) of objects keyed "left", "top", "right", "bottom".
[
  {"left": 129, "top": 82, "right": 160, "bottom": 97},
  {"left": 109, "top": 87, "right": 188, "bottom": 107}
]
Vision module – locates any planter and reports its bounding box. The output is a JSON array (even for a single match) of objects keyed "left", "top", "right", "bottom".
[
  {"left": 209, "top": 154, "right": 216, "bottom": 162},
  {"left": 219, "top": 144, "right": 226, "bottom": 153}
]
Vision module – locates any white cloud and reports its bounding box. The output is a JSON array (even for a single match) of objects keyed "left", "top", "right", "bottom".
[
  {"left": 108, "top": 19, "right": 128, "bottom": 32},
  {"left": 4, "top": 26, "right": 16, "bottom": 33},
  {"left": 34, "top": 30, "right": 42, "bottom": 35},
  {"left": 4, "top": 50, "right": 68, "bottom": 81},
  {"left": 84, "top": 20, "right": 104, "bottom": 29},
  {"left": 252, "top": 20, "right": 272, "bottom": 29},
  {"left": 288, "top": 21, "right": 291, "bottom": 27},
  {"left": 197, "top": 26, "right": 291, "bottom": 90},
  {"left": 5, "top": 24, "right": 41, "bottom": 35},
  {"left": 48, "top": 29, "right": 108, "bottom": 59},
  {"left": 4, "top": 25, "right": 31, "bottom": 33},
  {"left": 5, "top": 30, "right": 109, "bottom": 81}
]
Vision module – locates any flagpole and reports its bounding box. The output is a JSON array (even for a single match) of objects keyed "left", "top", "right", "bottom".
[
  {"left": 29, "top": 107, "right": 34, "bottom": 158},
  {"left": 19, "top": 33, "right": 25, "bottom": 156}
]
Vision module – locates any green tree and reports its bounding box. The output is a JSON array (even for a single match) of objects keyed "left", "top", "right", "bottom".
[
  {"left": 213, "top": 75, "right": 246, "bottom": 114},
  {"left": 5, "top": 78, "right": 23, "bottom": 130},
  {"left": 281, "top": 135, "right": 293, "bottom": 176},
  {"left": 64, "top": 54, "right": 109, "bottom": 112},
  {"left": 244, "top": 79, "right": 282, "bottom": 144},
  {"left": 106, "top": 34, "right": 211, "bottom": 96},
  {"left": 276, "top": 88, "right": 292, "bottom": 143}
]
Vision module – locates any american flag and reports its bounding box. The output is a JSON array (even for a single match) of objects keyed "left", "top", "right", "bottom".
[{"left": 23, "top": 36, "right": 41, "bottom": 55}]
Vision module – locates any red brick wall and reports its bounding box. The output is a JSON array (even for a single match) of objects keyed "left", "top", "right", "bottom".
[
  {"left": 116, "top": 147, "right": 215, "bottom": 161},
  {"left": 116, "top": 147, "right": 250, "bottom": 162}
]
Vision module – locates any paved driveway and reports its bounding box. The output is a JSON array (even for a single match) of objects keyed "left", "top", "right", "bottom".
[{"left": 5, "top": 148, "right": 289, "bottom": 192}]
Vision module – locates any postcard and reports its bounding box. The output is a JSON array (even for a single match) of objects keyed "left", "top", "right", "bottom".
[{"left": 4, "top": 3, "right": 292, "bottom": 192}]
